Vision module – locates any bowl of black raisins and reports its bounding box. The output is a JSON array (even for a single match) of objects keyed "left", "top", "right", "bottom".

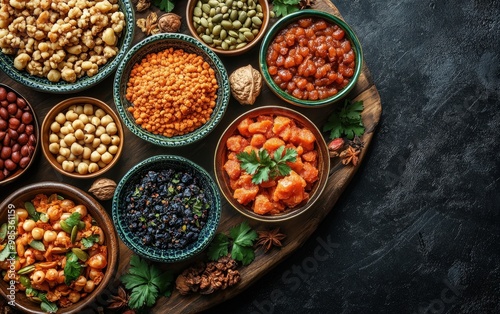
[{"left": 112, "top": 155, "right": 222, "bottom": 263}]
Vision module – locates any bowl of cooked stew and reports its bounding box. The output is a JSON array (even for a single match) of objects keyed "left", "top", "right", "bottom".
[
  {"left": 259, "top": 10, "right": 363, "bottom": 107},
  {"left": 214, "top": 106, "right": 330, "bottom": 222},
  {"left": 0, "top": 182, "right": 118, "bottom": 314}
]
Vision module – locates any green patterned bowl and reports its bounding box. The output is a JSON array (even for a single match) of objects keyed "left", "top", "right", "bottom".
[
  {"left": 0, "top": 0, "right": 134, "bottom": 94},
  {"left": 112, "top": 155, "right": 222, "bottom": 263},
  {"left": 113, "top": 33, "right": 230, "bottom": 147}
]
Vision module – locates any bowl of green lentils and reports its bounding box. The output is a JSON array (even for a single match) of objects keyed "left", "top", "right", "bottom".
[{"left": 186, "top": 0, "right": 270, "bottom": 56}]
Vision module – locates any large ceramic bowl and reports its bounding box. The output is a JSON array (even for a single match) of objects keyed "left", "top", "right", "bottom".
[
  {"left": 214, "top": 106, "right": 330, "bottom": 222},
  {"left": 41, "top": 96, "right": 124, "bottom": 179},
  {"left": 0, "top": 182, "right": 119, "bottom": 314},
  {"left": 0, "top": 0, "right": 134, "bottom": 93},
  {"left": 186, "top": 0, "right": 270, "bottom": 56},
  {"left": 0, "top": 83, "right": 39, "bottom": 185},
  {"left": 112, "top": 155, "right": 222, "bottom": 263},
  {"left": 113, "top": 33, "right": 230, "bottom": 147},
  {"left": 259, "top": 9, "right": 363, "bottom": 108}
]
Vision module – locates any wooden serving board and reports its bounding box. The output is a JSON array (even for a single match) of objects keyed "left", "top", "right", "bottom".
[{"left": 0, "top": 0, "right": 381, "bottom": 313}]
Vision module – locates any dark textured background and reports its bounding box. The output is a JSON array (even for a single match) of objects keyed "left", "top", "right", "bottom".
[{"left": 206, "top": 0, "right": 500, "bottom": 313}]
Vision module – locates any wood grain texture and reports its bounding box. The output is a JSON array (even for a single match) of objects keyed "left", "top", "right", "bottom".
[{"left": 0, "top": 0, "right": 381, "bottom": 313}]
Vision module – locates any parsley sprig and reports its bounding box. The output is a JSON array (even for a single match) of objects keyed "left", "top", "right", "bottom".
[
  {"left": 207, "top": 221, "right": 258, "bottom": 266},
  {"left": 120, "top": 255, "right": 173, "bottom": 310},
  {"left": 237, "top": 146, "right": 297, "bottom": 185},
  {"left": 272, "top": 0, "right": 301, "bottom": 17},
  {"left": 323, "top": 99, "right": 365, "bottom": 140},
  {"left": 152, "top": 0, "right": 175, "bottom": 12}
]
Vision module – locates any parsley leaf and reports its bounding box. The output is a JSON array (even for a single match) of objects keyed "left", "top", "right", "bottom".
[
  {"left": 81, "top": 234, "right": 100, "bottom": 248},
  {"left": 152, "top": 0, "right": 175, "bottom": 12},
  {"left": 237, "top": 146, "right": 297, "bottom": 185},
  {"left": 323, "top": 99, "right": 365, "bottom": 140},
  {"left": 207, "top": 233, "right": 230, "bottom": 261},
  {"left": 64, "top": 252, "right": 83, "bottom": 285},
  {"left": 120, "top": 255, "right": 173, "bottom": 310},
  {"left": 208, "top": 222, "right": 258, "bottom": 265},
  {"left": 272, "top": 0, "right": 300, "bottom": 17},
  {"left": 230, "top": 221, "right": 258, "bottom": 247},
  {"left": 231, "top": 245, "right": 255, "bottom": 266}
]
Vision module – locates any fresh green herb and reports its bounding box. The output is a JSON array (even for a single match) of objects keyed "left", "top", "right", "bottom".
[
  {"left": 39, "top": 294, "right": 58, "bottom": 313},
  {"left": 207, "top": 221, "right": 258, "bottom": 266},
  {"left": 64, "top": 252, "right": 83, "bottom": 285},
  {"left": 60, "top": 212, "right": 82, "bottom": 233},
  {"left": 152, "top": 0, "right": 175, "bottom": 12},
  {"left": 121, "top": 255, "right": 173, "bottom": 310},
  {"left": 237, "top": 145, "right": 297, "bottom": 185},
  {"left": 272, "top": 0, "right": 300, "bottom": 17},
  {"left": 323, "top": 99, "right": 365, "bottom": 140},
  {"left": 82, "top": 234, "right": 100, "bottom": 249},
  {"left": 25, "top": 201, "right": 40, "bottom": 221}
]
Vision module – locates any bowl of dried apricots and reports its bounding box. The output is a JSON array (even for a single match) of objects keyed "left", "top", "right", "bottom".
[
  {"left": 259, "top": 10, "right": 363, "bottom": 108},
  {"left": 214, "top": 106, "right": 330, "bottom": 222}
]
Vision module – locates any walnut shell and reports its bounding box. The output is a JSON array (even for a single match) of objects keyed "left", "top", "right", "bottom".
[
  {"left": 229, "top": 64, "right": 262, "bottom": 105},
  {"left": 88, "top": 178, "right": 117, "bottom": 201},
  {"left": 158, "top": 13, "right": 182, "bottom": 33}
]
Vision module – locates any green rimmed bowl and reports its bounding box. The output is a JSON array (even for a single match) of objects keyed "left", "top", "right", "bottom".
[
  {"left": 0, "top": 0, "right": 134, "bottom": 94},
  {"left": 259, "top": 9, "right": 363, "bottom": 108},
  {"left": 113, "top": 33, "right": 230, "bottom": 147},
  {"left": 112, "top": 155, "right": 222, "bottom": 263}
]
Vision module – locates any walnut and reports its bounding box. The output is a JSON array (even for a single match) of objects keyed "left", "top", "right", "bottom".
[
  {"left": 175, "top": 256, "right": 241, "bottom": 295},
  {"left": 229, "top": 64, "right": 262, "bottom": 105},
  {"left": 88, "top": 178, "right": 117, "bottom": 200},
  {"left": 158, "top": 13, "right": 181, "bottom": 33},
  {"left": 135, "top": 0, "right": 150, "bottom": 12}
]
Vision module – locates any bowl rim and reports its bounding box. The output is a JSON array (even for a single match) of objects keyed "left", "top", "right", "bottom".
[
  {"left": 40, "top": 96, "right": 124, "bottom": 179},
  {"left": 185, "top": 0, "right": 270, "bottom": 56},
  {"left": 113, "top": 32, "right": 230, "bottom": 147},
  {"left": 259, "top": 9, "right": 363, "bottom": 108},
  {"left": 0, "top": 0, "right": 135, "bottom": 94},
  {"left": 112, "top": 154, "right": 222, "bottom": 262},
  {"left": 0, "top": 83, "right": 40, "bottom": 186},
  {"left": 214, "top": 105, "right": 331, "bottom": 222},
  {"left": 0, "top": 181, "right": 119, "bottom": 314}
]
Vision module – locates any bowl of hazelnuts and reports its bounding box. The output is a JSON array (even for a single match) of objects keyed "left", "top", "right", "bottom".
[
  {"left": 41, "top": 96, "right": 124, "bottom": 178},
  {"left": 0, "top": 83, "right": 39, "bottom": 185}
]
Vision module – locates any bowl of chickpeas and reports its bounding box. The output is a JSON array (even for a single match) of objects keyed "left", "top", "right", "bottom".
[
  {"left": 0, "top": 181, "right": 119, "bottom": 314},
  {"left": 0, "top": 0, "right": 135, "bottom": 93},
  {"left": 259, "top": 10, "right": 363, "bottom": 107},
  {"left": 113, "top": 32, "right": 230, "bottom": 147},
  {"left": 41, "top": 96, "right": 124, "bottom": 178}
]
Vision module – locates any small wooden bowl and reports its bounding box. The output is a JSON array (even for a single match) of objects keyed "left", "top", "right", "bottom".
[
  {"left": 214, "top": 106, "right": 330, "bottom": 222},
  {"left": 186, "top": 0, "right": 270, "bottom": 56},
  {"left": 41, "top": 96, "right": 124, "bottom": 179},
  {"left": 0, "top": 182, "right": 119, "bottom": 314}
]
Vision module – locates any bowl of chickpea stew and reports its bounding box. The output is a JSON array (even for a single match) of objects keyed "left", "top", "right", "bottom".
[
  {"left": 259, "top": 10, "right": 363, "bottom": 108},
  {"left": 113, "top": 32, "right": 230, "bottom": 147},
  {"left": 0, "top": 0, "right": 135, "bottom": 94},
  {"left": 0, "top": 181, "right": 119, "bottom": 314},
  {"left": 214, "top": 106, "right": 330, "bottom": 222},
  {"left": 41, "top": 96, "right": 124, "bottom": 178},
  {"left": 186, "top": 0, "right": 270, "bottom": 56}
]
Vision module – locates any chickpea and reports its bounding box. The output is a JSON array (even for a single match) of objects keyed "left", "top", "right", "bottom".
[
  {"left": 23, "top": 219, "right": 36, "bottom": 232},
  {"left": 61, "top": 199, "right": 75, "bottom": 208},
  {"left": 32, "top": 270, "right": 45, "bottom": 284},
  {"left": 100, "top": 114, "right": 113, "bottom": 126},
  {"left": 72, "top": 205, "right": 87, "bottom": 217},
  {"left": 43, "top": 230, "right": 57, "bottom": 242},
  {"left": 66, "top": 124, "right": 75, "bottom": 133},
  {"left": 53, "top": 222, "right": 61, "bottom": 231},
  {"left": 101, "top": 152, "right": 113, "bottom": 164},
  {"left": 60, "top": 126, "right": 70, "bottom": 135},
  {"left": 70, "top": 142, "right": 84, "bottom": 155},
  {"left": 77, "top": 162, "right": 89, "bottom": 174},
  {"left": 74, "top": 129, "right": 85, "bottom": 140},
  {"left": 57, "top": 270, "right": 65, "bottom": 284},
  {"left": 62, "top": 160, "right": 75, "bottom": 172},
  {"left": 66, "top": 110, "right": 78, "bottom": 121},
  {"left": 50, "top": 121, "right": 61, "bottom": 133},
  {"left": 55, "top": 113, "right": 66, "bottom": 124},
  {"left": 96, "top": 144, "right": 107, "bottom": 155},
  {"left": 91, "top": 116, "right": 101, "bottom": 127},
  {"left": 68, "top": 153, "right": 77, "bottom": 161},
  {"left": 31, "top": 227, "right": 45, "bottom": 240},
  {"left": 59, "top": 147, "right": 70, "bottom": 158},
  {"left": 95, "top": 108, "right": 105, "bottom": 118},
  {"left": 45, "top": 268, "right": 58, "bottom": 281},
  {"left": 49, "top": 133, "right": 59, "bottom": 143},
  {"left": 56, "top": 155, "right": 66, "bottom": 164},
  {"left": 64, "top": 133, "right": 76, "bottom": 146},
  {"left": 60, "top": 213, "right": 71, "bottom": 220},
  {"left": 49, "top": 143, "right": 60, "bottom": 154},
  {"left": 78, "top": 113, "right": 90, "bottom": 124},
  {"left": 83, "top": 104, "right": 94, "bottom": 115},
  {"left": 74, "top": 159, "right": 81, "bottom": 168},
  {"left": 82, "top": 147, "right": 92, "bottom": 160},
  {"left": 15, "top": 208, "right": 28, "bottom": 220},
  {"left": 88, "top": 253, "right": 107, "bottom": 269},
  {"left": 84, "top": 280, "right": 96, "bottom": 293},
  {"left": 84, "top": 123, "right": 96, "bottom": 134},
  {"left": 98, "top": 161, "right": 107, "bottom": 168},
  {"left": 92, "top": 138, "right": 101, "bottom": 148},
  {"left": 72, "top": 119, "right": 85, "bottom": 130},
  {"left": 74, "top": 105, "right": 84, "bottom": 115},
  {"left": 84, "top": 133, "right": 94, "bottom": 144},
  {"left": 68, "top": 291, "right": 81, "bottom": 303},
  {"left": 100, "top": 133, "right": 111, "bottom": 145},
  {"left": 90, "top": 151, "right": 101, "bottom": 162},
  {"left": 110, "top": 135, "right": 120, "bottom": 145},
  {"left": 59, "top": 139, "right": 68, "bottom": 148},
  {"left": 88, "top": 162, "right": 99, "bottom": 173},
  {"left": 108, "top": 145, "right": 118, "bottom": 155},
  {"left": 95, "top": 125, "right": 105, "bottom": 137},
  {"left": 105, "top": 122, "right": 117, "bottom": 135}
]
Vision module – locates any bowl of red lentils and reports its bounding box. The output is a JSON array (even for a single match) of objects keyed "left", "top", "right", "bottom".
[
  {"left": 259, "top": 10, "right": 363, "bottom": 108},
  {"left": 113, "top": 33, "right": 231, "bottom": 147}
]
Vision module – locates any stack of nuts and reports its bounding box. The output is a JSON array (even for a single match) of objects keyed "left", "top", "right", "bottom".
[
  {"left": 0, "top": 86, "right": 37, "bottom": 181},
  {"left": 47, "top": 103, "right": 120, "bottom": 175}
]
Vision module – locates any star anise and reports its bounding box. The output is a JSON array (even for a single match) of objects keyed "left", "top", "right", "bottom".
[
  {"left": 339, "top": 146, "right": 360, "bottom": 166},
  {"left": 107, "top": 285, "right": 130, "bottom": 311},
  {"left": 136, "top": 12, "right": 159, "bottom": 36},
  {"left": 256, "top": 228, "right": 286, "bottom": 252},
  {"left": 347, "top": 135, "right": 365, "bottom": 151}
]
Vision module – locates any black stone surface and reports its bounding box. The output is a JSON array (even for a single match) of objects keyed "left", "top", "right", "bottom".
[{"left": 205, "top": 0, "right": 500, "bottom": 313}]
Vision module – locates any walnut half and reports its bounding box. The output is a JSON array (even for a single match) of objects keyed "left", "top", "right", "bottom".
[{"left": 229, "top": 64, "right": 262, "bottom": 105}]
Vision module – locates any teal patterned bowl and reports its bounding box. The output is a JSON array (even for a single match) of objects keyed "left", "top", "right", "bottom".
[
  {"left": 112, "top": 155, "right": 222, "bottom": 263},
  {"left": 113, "top": 33, "right": 230, "bottom": 147},
  {"left": 0, "top": 0, "right": 134, "bottom": 94}
]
